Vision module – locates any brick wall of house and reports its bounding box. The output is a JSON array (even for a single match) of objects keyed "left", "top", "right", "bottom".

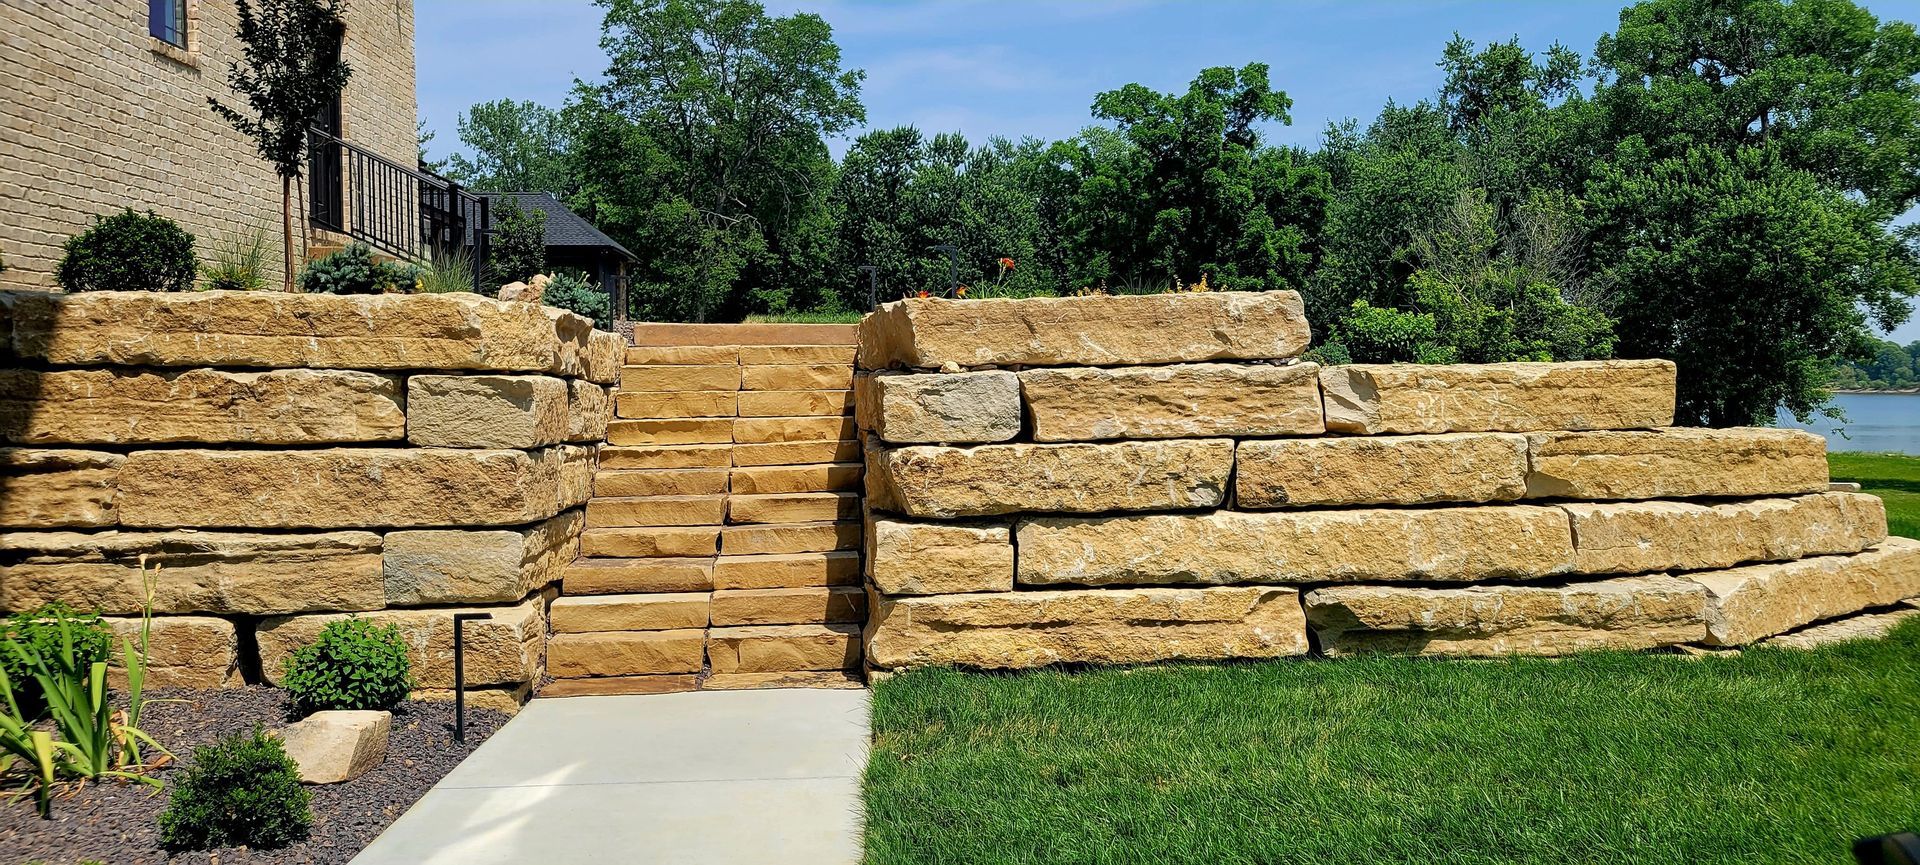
[{"left": 0, "top": 0, "right": 417, "bottom": 290}]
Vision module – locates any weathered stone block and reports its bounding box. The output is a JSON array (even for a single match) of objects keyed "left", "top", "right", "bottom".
[
  {"left": 710, "top": 586, "right": 866, "bottom": 626},
  {"left": 383, "top": 512, "right": 582, "bottom": 606},
  {"left": 586, "top": 495, "right": 728, "bottom": 528},
  {"left": 617, "top": 391, "right": 737, "bottom": 420},
  {"left": 580, "top": 527, "right": 718, "bottom": 558},
  {"left": 409, "top": 684, "right": 532, "bottom": 716},
  {"left": 730, "top": 463, "right": 862, "bottom": 495},
  {"left": 867, "top": 518, "right": 1013, "bottom": 595},
  {"left": 1017, "top": 505, "right": 1576, "bottom": 587},
  {"left": 867, "top": 439, "right": 1234, "bottom": 518},
  {"left": 583, "top": 331, "right": 626, "bottom": 385},
  {"left": 865, "top": 585, "right": 1308, "bottom": 670},
  {"left": 550, "top": 592, "right": 711, "bottom": 633},
  {"left": 620, "top": 364, "right": 739, "bottom": 393},
  {"left": 854, "top": 371, "right": 1021, "bottom": 444},
  {"left": 1304, "top": 576, "right": 1709, "bottom": 657},
  {"left": 1524, "top": 427, "right": 1829, "bottom": 501},
  {"left": 258, "top": 592, "right": 548, "bottom": 689},
  {"left": 708, "top": 623, "right": 861, "bottom": 674},
  {"left": 731, "top": 439, "right": 860, "bottom": 466},
  {"left": 1689, "top": 538, "right": 1920, "bottom": 646},
  {"left": 1320, "top": 360, "right": 1677, "bottom": 434},
  {"left": 1562, "top": 492, "right": 1886, "bottom": 575},
  {"left": 733, "top": 416, "right": 855, "bottom": 443},
  {"left": 607, "top": 418, "right": 732, "bottom": 446},
  {"left": 736, "top": 390, "right": 853, "bottom": 417},
  {"left": 741, "top": 364, "right": 854, "bottom": 391},
  {"left": 1020, "top": 362, "right": 1325, "bottom": 442},
  {"left": 702, "top": 670, "right": 865, "bottom": 690},
  {"left": 278, "top": 710, "right": 390, "bottom": 784},
  {"left": 547, "top": 629, "right": 706, "bottom": 677},
  {"left": 721, "top": 521, "right": 861, "bottom": 555},
  {"left": 116, "top": 447, "right": 568, "bottom": 529},
  {"left": 0, "top": 449, "right": 120, "bottom": 528},
  {"left": 1235, "top": 433, "right": 1528, "bottom": 509},
  {"left": 713, "top": 551, "right": 861, "bottom": 590},
  {"left": 558, "top": 445, "right": 595, "bottom": 511},
  {"left": 566, "top": 380, "right": 614, "bottom": 443},
  {"left": 2, "top": 530, "right": 383, "bottom": 615},
  {"left": 598, "top": 444, "right": 732, "bottom": 470},
  {"left": 1765, "top": 602, "right": 1920, "bottom": 649},
  {"left": 0, "top": 368, "right": 405, "bottom": 446},
  {"left": 406, "top": 374, "right": 569, "bottom": 449},
  {"left": 595, "top": 468, "right": 730, "bottom": 498},
  {"left": 564, "top": 557, "right": 714, "bottom": 594},
  {"left": 738, "top": 345, "right": 856, "bottom": 365},
  {"left": 543, "top": 675, "right": 700, "bottom": 697},
  {"left": 727, "top": 492, "right": 862, "bottom": 524},
  {"left": 627, "top": 345, "right": 737, "bottom": 365},
  {"left": 857, "top": 291, "right": 1312, "bottom": 369},
  {"left": 105, "top": 615, "right": 239, "bottom": 689}
]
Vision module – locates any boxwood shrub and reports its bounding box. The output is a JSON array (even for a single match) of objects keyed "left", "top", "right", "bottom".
[{"left": 56, "top": 209, "right": 197, "bottom": 292}]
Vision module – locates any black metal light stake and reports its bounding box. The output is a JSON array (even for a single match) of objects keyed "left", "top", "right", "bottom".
[
  {"left": 928, "top": 245, "right": 959, "bottom": 296},
  {"left": 452, "top": 612, "right": 493, "bottom": 743},
  {"left": 859, "top": 265, "right": 879, "bottom": 310}
]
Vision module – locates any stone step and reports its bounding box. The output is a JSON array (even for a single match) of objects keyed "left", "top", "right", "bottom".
[
  {"left": 741, "top": 363, "right": 856, "bottom": 392},
  {"left": 736, "top": 390, "right": 853, "bottom": 417},
  {"left": 616, "top": 391, "right": 737, "bottom": 419},
  {"left": 720, "top": 520, "right": 861, "bottom": 555},
  {"left": 580, "top": 527, "right": 719, "bottom": 558},
  {"left": 550, "top": 592, "right": 711, "bottom": 633},
  {"left": 731, "top": 439, "right": 860, "bottom": 467},
  {"left": 619, "top": 364, "right": 740, "bottom": 393},
  {"left": 629, "top": 323, "right": 856, "bottom": 347},
  {"left": 563, "top": 557, "right": 714, "bottom": 594},
  {"left": 598, "top": 444, "right": 732, "bottom": 470},
  {"left": 607, "top": 418, "right": 732, "bottom": 446},
  {"left": 738, "top": 345, "right": 856, "bottom": 365},
  {"left": 707, "top": 623, "right": 862, "bottom": 674},
  {"left": 595, "top": 468, "right": 730, "bottom": 498},
  {"left": 548, "top": 629, "right": 706, "bottom": 678},
  {"left": 625, "top": 345, "right": 739, "bottom": 366},
  {"left": 543, "top": 674, "right": 701, "bottom": 697},
  {"left": 585, "top": 495, "right": 728, "bottom": 528},
  {"left": 713, "top": 551, "right": 861, "bottom": 590},
  {"left": 733, "top": 415, "right": 856, "bottom": 444},
  {"left": 728, "top": 492, "right": 862, "bottom": 524},
  {"left": 730, "top": 463, "right": 862, "bottom": 495},
  {"left": 702, "top": 670, "right": 865, "bottom": 690},
  {"left": 710, "top": 586, "right": 866, "bottom": 626}
]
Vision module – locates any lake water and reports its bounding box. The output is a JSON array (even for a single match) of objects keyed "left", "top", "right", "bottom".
[{"left": 1775, "top": 392, "right": 1920, "bottom": 454}]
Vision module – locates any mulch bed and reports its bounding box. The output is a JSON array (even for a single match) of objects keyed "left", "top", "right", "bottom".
[{"left": 0, "top": 687, "right": 510, "bottom": 865}]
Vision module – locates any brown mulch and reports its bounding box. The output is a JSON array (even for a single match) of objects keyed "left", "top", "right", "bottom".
[{"left": 0, "top": 687, "right": 509, "bottom": 865}]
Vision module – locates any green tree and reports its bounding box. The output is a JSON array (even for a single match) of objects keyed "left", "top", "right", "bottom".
[
  {"left": 444, "top": 99, "right": 572, "bottom": 195},
  {"left": 209, "top": 0, "right": 351, "bottom": 290},
  {"left": 490, "top": 198, "right": 547, "bottom": 284}
]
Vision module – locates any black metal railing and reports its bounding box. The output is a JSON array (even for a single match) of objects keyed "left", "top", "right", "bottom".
[{"left": 307, "top": 127, "right": 490, "bottom": 291}]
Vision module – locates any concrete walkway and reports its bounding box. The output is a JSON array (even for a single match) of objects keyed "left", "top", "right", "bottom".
[{"left": 352, "top": 688, "right": 870, "bottom": 865}]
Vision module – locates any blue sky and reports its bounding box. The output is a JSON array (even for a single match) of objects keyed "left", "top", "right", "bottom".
[{"left": 416, "top": 0, "right": 1920, "bottom": 335}]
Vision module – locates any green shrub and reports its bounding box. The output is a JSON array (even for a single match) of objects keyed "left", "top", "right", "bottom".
[
  {"left": 415, "top": 245, "right": 478, "bottom": 294},
  {"left": 543, "top": 271, "right": 610, "bottom": 327},
  {"left": 1327, "top": 300, "right": 1457, "bottom": 364},
  {"left": 157, "top": 727, "right": 311, "bottom": 852},
  {"left": 56, "top": 209, "right": 197, "bottom": 292},
  {"left": 199, "top": 228, "right": 272, "bottom": 291},
  {"left": 280, "top": 618, "right": 414, "bottom": 714},
  {"left": 491, "top": 198, "right": 547, "bottom": 284},
  {"left": 0, "top": 603, "right": 112, "bottom": 718},
  {"left": 297, "top": 243, "right": 418, "bottom": 294}
]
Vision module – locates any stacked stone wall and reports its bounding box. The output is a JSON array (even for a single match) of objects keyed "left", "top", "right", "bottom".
[
  {"left": 0, "top": 290, "right": 623, "bottom": 712},
  {"left": 857, "top": 292, "right": 1915, "bottom": 671}
]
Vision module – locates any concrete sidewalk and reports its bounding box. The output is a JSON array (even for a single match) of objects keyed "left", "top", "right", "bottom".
[{"left": 351, "top": 688, "right": 870, "bottom": 865}]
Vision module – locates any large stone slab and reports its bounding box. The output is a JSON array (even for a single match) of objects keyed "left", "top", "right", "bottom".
[
  {"left": 857, "top": 291, "right": 1311, "bottom": 369},
  {"left": 115, "top": 447, "right": 570, "bottom": 529},
  {"left": 1524, "top": 428, "right": 1829, "bottom": 501},
  {"left": 1689, "top": 538, "right": 1920, "bottom": 646},
  {"left": 1235, "top": 433, "right": 1527, "bottom": 508},
  {"left": 864, "top": 585, "right": 1308, "bottom": 670},
  {"left": 257, "top": 592, "right": 549, "bottom": 689},
  {"left": 707, "top": 624, "right": 861, "bottom": 674},
  {"left": 1304, "top": 576, "right": 1708, "bottom": 657},
  {"left": 547, "top": 630, "right": 706, "bottom": 677},
  {"left": 1562, "top": 492, "right": 1886, "bottom": 575},
  {"left": 407, "top": 375, "right": 569, "bottom": 449},
  {"left": 549, "top": 593, "right": 710, "bottom": 633},
  {"left": 1319, "top": 360, "right": 1676, "bottom": 434},
  {"left": 0, "top": 368, "right": 405, "bottom": 445},
  {"left": 1765, "top": 602, "right": 1920, "bottom": 649},
  {"left": 1017, "top": 505, "right": 1576, "bottom": 587},
  {"left": 3, "top": 290, "right": 599, "bottom": 374},
  {"left": 1, "top": 529, "right": 384, "bottom": 615},
  {"left": 867, "top": 439, "right": 1233, "bottom": 518},
  {"left": 0, "top": 449, "right": 120, "bottom": 527},
  {"left": 1019, "top": 362, "right": 1325, "bottom": 442},
  {"left": 867, "top": 518, "right": 1013, "bottom": 595},
  {"left": 105, "top": 615, "right": 240, "bottom": 689},
  {"left": 382, "top": 512, "right": 583, "bottom": 606},
  {"left": 854, "top": 371, "right": 1021, "bottom": 444}
]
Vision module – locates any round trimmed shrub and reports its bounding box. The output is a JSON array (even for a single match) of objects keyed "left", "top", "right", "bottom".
[
  {"left": 157, "top": 727, "right": 312, "bottom": 852},
  {"left": 56, "top": 208, "right": 198, "bottom": 292},
  {"left": 280, "top": 617, "right": 415, "bottom": 714}
]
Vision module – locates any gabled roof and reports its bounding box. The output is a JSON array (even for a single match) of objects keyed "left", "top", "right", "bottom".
[{"left": 481, "top": 192, "right": 636, "bottom": 262}]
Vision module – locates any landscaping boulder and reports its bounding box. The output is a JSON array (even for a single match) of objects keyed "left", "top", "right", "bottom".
[{"left": 278, "top": 710, "right": 391, "bottom": 784}]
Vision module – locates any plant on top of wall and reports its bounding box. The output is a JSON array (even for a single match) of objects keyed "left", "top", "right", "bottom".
[
  {"left": 55, "top": 209, "right": 198, "bottom": 292},
  {"left": 279, "top": 617, "right": 415, "bottom": 715},
  {"left": 199, "top": 227, "right": 273, "bottom": 291},
  {"left": 297, "top": 243, "right": 421, "bottom": 294},
  {"left": 543, "top": 271, "right": 611, "bottom": 327}
]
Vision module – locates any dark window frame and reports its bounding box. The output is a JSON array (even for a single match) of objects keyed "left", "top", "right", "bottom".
[{"left": 149, "top": 0, "right": 188, "bottom": 48}]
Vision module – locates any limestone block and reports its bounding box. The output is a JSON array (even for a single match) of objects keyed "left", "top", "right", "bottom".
[
  {"left": 566, "top": 380, "right": 614, "bottom": 443},
  {"left": 867, "top": 518, "right": 1013, "bottom": 595},
  {"left": 549, "top": 593, "right": 711, "bottom": 633},
  {"left": 583, "top": 331, "right": 626, "bottom": 385},
  {"left": 702, "top": 670, "right": 865, "bottom": 690},
  {"left": 854, "top": 371, "right": 1021, "bottom": 444},
  {"left": 558, "top": 445, "right": 596, "bottom": 511},
  {"left": 580, "top": 527, "right": 719, "bottom": 558},
  {"left": 607, "top": 418, "right": 732, "bottom": 446},
  {"left": 1689, "top": 538, "right": 1920, "bottom": 646},
  {"left": 865, "top": 585, "right": 1308, "bottom": 670},
  {"left": 2, "top": 530, "right": 383, "bottom": 615},
  {"left": 1765, "top": 602, "right": 1920, "bottom": 649},
  {"left": 737, "top": 390, "right": 853, "bottom": 417},
  {"left": 713, "top": 551, "right": 861, "bottom": 590},
  {"left": 410, "top": 683, "right": 532, "bottom": 715},
  {"left": 617, "top": 391, "right": 737, "bottom": 420},
  {"left": 0, "top": 368, "right": 405, "bottom": 446},
  {"left": 547, "top": 630, "right": 706, "bottom": 677},
  {"left": 586, "top": 495, "right": 727, "bottom": 528},
  {"left": 627, "top": 345, "right": 738, "bottom": 365},
  {"left": 742, "top": 364, "right": 854, "bottom": 391},
  {"left": 739, "top": 345, "right": 856, "bottom": 365},
  {"left": 1235, "top": 433, "right": 1528, "bottom": 509},
  {"left": 1319, "top": 360, "right": 1677, "bottom": 435},
  {"left": 732, "top": 439, "right": 860, "bottom": 466},
  {"left": 0, "top": 449, "right": 120, "bottom": 528},
  {"left": 1017, "top": 505, "right": 1576, "bottom": 587},
  {"left": 1019, "top": 362, "right": 1325, "bottom": 442},
  {"left": 543, "top": 675, "right": 700, "bottom": 697},
  {"left": 116, "top": 447, "right": 569, "bottom": 529},
  {"left": 721, "top": 521, "right": 862, "bottom": 555},
  {"left": 620, "top": 364, "right": 739, "bottom": 393},
  {"left": 728, "top": 492, "right": 862, "bottom": 524},
  {"left": 105, "top": 615, "right": 239, "bottom": 689},
  {"left": 1562, "top": 492, "right": 1886, "bottom": 575},
  {"left": 564, "top": 557, "right": 714, "bottom": 594},
  {"left": 733, "top": 416, "right": 855, "bottom": 443},
  {"left": 1524, "top": 427, "right": 1830, "bottom": 501},
  {"left": 278, "top": 710, "right": 390, "bottom": 784},
  {"left": 867, "top": 439, "right": 1234, "bottom": 518},
  {"left": 857, "top": 291, "right": 1312, "bottom": 369},
  {"left": 596, "top": 468, "right": 730, "bottom": 498},
  {"left": 382, "top": 512, "right": 582, "bottom": 606},
  {"left": 599, "top": 444, "right": 732, "bottom": 470},
  {"left": 731, "top": 463, "right": 862, "bottom": 495},
  {"left": 407, "top": 375, "right": 568, "bottom": 449},
  {"left": 710, "top": 586, "right": 866, "bottom": 626},
  {"left": 4, "top": 290, "right": 595, "bottom": 373},
  {"left": 1303, "top": 576, "right": 1709, "bottom": 657},
  {"left": 258, "top": 593, "right": 547, "bottom": 689},
  {"left": 707, "top": 624, "right": 861, "bottom": 674}
]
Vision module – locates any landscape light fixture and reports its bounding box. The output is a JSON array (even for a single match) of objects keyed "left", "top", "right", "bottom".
[{"left": 451, "top": 612, "right": 493, "bottom": 743}]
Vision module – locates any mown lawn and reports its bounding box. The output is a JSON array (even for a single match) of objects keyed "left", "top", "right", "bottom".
[{"left": 863, "top": 454, "right": 1920, "bottom": 865}]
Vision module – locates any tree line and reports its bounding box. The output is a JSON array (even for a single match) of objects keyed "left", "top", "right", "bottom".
[{"left": 432, "top": 0, "right": 1920, "bottom": 427}]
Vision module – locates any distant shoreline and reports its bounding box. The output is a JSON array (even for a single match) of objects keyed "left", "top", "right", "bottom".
[{"left": 1832, "top": 388, "right": 1920, "bottom": 395}]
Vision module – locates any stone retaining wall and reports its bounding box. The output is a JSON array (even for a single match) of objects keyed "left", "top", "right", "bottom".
[
  {"left": 0, "top": 290, "right": 622, "bottom": 712},
  {"left": 857, "top": 292, "right": 1912, "bottom": 670}
]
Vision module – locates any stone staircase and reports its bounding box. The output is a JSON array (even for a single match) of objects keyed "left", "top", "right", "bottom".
[{"left": 544, "top": 325, "right": 867, "bottom": 696}]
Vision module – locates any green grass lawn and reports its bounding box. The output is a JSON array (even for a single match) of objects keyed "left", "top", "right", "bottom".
[{"left": 863, "top": 454, "right": 1920, "bottom": 865}]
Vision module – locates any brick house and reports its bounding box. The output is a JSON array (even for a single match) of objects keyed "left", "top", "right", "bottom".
[{"left": 0, "top": 0, "right": 423, "bottom": 290}]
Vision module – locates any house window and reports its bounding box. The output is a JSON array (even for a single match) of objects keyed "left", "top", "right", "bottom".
[{"left": 149, "top": 0, "right": 188, "bottom": 48}]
